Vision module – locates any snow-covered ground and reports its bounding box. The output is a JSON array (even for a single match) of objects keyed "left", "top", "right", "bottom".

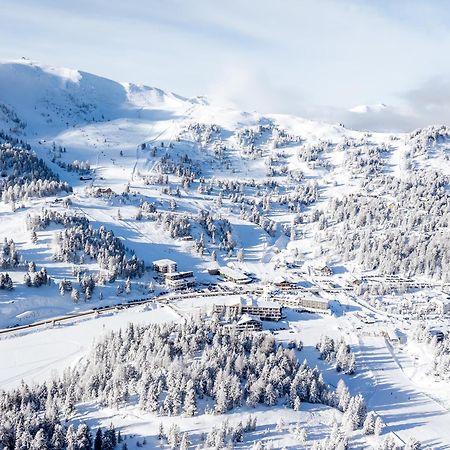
[
  {"left": 0, "top": 304, "right": 178, "bottom": 390},
  {"left": 1, "top": 58, "right": 450, "bottom": 448},
  {"left": 1, "top": 292, "right": 450, "bottom": 447}
]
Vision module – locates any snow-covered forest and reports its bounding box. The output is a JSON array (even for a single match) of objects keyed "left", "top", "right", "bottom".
[
  {"left": 0, "top": 142, "right": 71, "bottom": 203},
  {"left": 0, "top": 59, "right": 448, "bottom": 448},
  {"left": 0, "top": 318, "right": 378, "bottom": 449},
  {"left": 324, "top": 170, "right": 449, "bottom": 280}
]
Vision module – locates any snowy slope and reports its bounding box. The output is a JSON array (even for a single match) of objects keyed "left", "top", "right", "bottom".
[
  {"left": 0, "top": 59, "right": 450, "bottom": 448},
  {"left": 0, "top": 59, "right": 189, "bottom": 134},
  {"left": 0, "top": 59, "right": 449, "bottom": 324}
]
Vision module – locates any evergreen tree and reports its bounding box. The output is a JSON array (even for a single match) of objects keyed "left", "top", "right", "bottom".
[
  {"left": 51, "top": 424, "right": 66, "bottom": 450},
  {"left": 179, "top": 433, "right": 190, "bottom": 450},
  {"left": 66, "top": 425, "right": 77, "bottom": 450},
  {"left": 374, "top": 416, "right": 384, "bottom": 436},
  {"left": 183, "top": 380, "right": 197, "bottom": 417},
  {"left": 76, "top": 423, "right": 92, "bottom": 450},
  {"left": 31, "top": 429, "right": 48, "bottom": 450},
  {"left": 71, "top": 288, "right": 80, "bottom": 303},
  {"left": 363, "top": 411, "right": 376, "bottom": 435},
  {"left": 94, "top": 428, "right": 102, "bottom": 450},
  {"left": 167, "top": 424, "right": 180, "bottom": 450}
]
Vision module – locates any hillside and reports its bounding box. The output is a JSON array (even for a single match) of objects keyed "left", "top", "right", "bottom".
[
  {"left": 0, "top": 59, "right": 450, "bottom": 449},
  {"left": 0, "top": 59, "right": 449, "bottom": 320}
]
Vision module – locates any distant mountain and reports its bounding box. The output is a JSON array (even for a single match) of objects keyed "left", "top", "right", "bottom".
[{"left": 0, "top": 58, "right": 190, "bottom": 135}]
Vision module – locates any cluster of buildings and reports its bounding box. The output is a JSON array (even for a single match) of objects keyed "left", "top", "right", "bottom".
[
  {"left": 362, "top": 274, "right": 434, "bottom": 290},
  {"left": 213, "top": 291, "right": 333, "bottom": 332},
  {"left": 152, "top": 255, "right": 339, "bottom": 335},
  {"left": 153, "top": 258, "right": 255, "bottom": 291}
]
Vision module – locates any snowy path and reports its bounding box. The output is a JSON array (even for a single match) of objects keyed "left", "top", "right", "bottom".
[{"left": 356, "top": 336, "right": 450, "bottom": 448}]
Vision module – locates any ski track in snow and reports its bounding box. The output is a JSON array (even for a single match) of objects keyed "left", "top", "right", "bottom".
[{"left": 357, "top": 335, "right": 450, "bottom": 448}]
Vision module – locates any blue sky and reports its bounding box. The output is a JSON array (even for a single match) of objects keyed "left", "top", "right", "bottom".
[{"left": 2, "top": 0, "right": 450, "bottom": 130}]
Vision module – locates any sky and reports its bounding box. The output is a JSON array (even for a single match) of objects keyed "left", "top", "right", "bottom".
[{"left": 2, "top": 0, "right": 450, "bottom": 131}]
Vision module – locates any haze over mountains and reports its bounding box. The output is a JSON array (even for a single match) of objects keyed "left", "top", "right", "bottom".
[{"left": 0, "top": 58, "right": 438, "bottom": 135}]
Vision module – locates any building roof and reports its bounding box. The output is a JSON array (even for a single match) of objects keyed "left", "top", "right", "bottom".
[
  {"left": 299, "top": 295, "right": 329, "bottom": 304},
  {"left": 219, "top": 266, "right": 250, "bottom": 281},
  {"left": 165, "top": 271, "right": 194, "bottom": 279},
  {"left": 385, "top": 328, "right": 399, "bottom": 340},
  {"left": 153, "top": 258, "right": 177, "bottom": 266},
  {"left": 237, "top": 314, "right": 262, "bottom": 325}
]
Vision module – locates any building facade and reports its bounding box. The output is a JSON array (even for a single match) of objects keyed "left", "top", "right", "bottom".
[
  {"left": 280, "top": 295, "right": 330, "bottom": 312},
  {"left": 164, "top": 271, "right": 195, "bottom": 289},
  {"left": 213, "top": 296, "right": 282, "bottom": 321},
  {"left": 153, "top": 259, "right": 177, "bottom": 273}
]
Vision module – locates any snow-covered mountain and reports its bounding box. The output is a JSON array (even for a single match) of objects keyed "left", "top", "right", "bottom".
[
  {"left": 0, "top": 59, "right": 450, "bottom": 449},
  {"left": 0, "top": 58, "right": 449, "bottom": 310},
  {"left": 0, "top": 59, "right": 192, "bottom": 134}
]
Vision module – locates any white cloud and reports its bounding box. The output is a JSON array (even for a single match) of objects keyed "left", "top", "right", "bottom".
[{"left": 206, "top": 64, "right": 304, "bottom": 114}]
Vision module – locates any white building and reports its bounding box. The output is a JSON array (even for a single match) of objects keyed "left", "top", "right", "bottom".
[
  {"left": 384, "top": 328, "right": 400, "bottom": 345},
  {"left": 280, "top": 295, "right": 330, "bottom": 313},
  {"left": 219, "top": 267, "right": 251, "bottom": 284},
  {"left": 153, "top": 259, "right": 177, "bottom": 273},
  {"left": 213, "top": 296, "right": 282, "bottom": 321},
  {"left": 314, "top": 265, "right": 333, "bottom": 276},
  {"left": 164, "top": 271, "right": 195, "bottom": 290},
  {"left": 224, "top": 314, "right": 263, "bottom": 332},
  {"left": 273, "top": 276, "right": 296, "bottom": 290}
]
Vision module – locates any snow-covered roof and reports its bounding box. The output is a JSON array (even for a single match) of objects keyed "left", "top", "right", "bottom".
[
  {"left": 292, "top": 294, "right": 329, "bottom": 303},
  {"left": 237, "top": 314, "right": 261, "bottom": 325},
  {"left": 385, "top": 328, "right": 399, "bottom": 341},
  {"left": 16, "top": 310, "right": 36, "bottom": 320},
  {"left": 153, "top": 259, "right": 177, "bottom": 266},
  {"left": 219, "top": 266, "right": 249, "bottom": 281}
]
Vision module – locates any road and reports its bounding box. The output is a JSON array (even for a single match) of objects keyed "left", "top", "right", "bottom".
[{"left": 0, "top": 288, "right": 237, "bottom": 336}]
